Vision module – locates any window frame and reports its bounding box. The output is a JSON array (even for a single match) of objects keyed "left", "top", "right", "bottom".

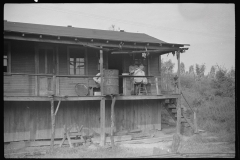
[
  {"left": 67, "top": 46, "right": 87, "bottom": 75},
  {"left": 37, "top": 45, "right": 55, "bottom": 74},
  {"left": 4, "top": 41, "right": 11, "bottom": 73}
]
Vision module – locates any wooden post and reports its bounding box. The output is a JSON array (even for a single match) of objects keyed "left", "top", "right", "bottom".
[
  {"left": 50, "top": 97, "right": 55, "bottom": 151},
  {"left": 171, "top": 63, "right": 182, "bottom": 154},
  {"left": 35, "top": 45, "right": 39, "bottom": 96},
  {"left": 110, "top": 95, "right": 116, "bottom": 147},
  {"left": 155, "top": 77, "right": 159, "bottom": 95},
  {"left": 176, "top": 51, "right": 181, "bottom": 134},
  {"left": 100, "top": 98, "right": 106, "bottom": 146},
  {"left": 194, "top": 111, "right": 199, "bottom": 134},
  {"left": 100, "top": 48, "right": 104, "bottom": 96}
]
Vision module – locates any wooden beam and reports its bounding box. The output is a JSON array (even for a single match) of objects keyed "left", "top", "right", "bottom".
[
  {"left": 34, "top": 44, "right": 39, "bottom": 96},
  {"left": 56, "top": 45, "right": 59, "bottom": 75},
  {"left": 45, "top": 51, "right": 47, "bottom": 74},
  {"left": 54, "top": 100, "right": 61, "bottom": 115},
  {"left": 67, "top": 46, "right": 70, "bottom": 75},
  {"left": 4, "top": 34, "right": 185, "bottom": 50},
  {"left": 85, "top": 47, "right": 88, "bottom": 75},
  {"left": 50, "top": 98, "right": 55, "bottom": 151},
  {"left": 56, "top": 77, "right": 60, "bottom": 96},
  {"left": 3, "top": 95, "right": 180, "bottom": 101},
  {"left": 110, "top": 95, "right": 116, "bottom": 147},
  {"left": 100, "top": 47, "right": 104, "bottom": 96},
  {"left": 100, "top": 98, "right": 106, "bottom": 146},
  {"left": 111, "top": 48, "right": 184, "bottom": 54},
  {"left": 155, "top": 77, "right": 159, "bottom": 95},
  {"left": 194, "top": 111, "right": 199, "bottom": 134},
  {"left": 176, "top": 51, "right": 181, "bottom": 134}
]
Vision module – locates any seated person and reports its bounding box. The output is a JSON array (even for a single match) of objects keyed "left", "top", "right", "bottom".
[
  {"left": 93, "top": 72, "right": 102, "bottom": 88},
  {"left": 133, "top": 64, "right": 148, "bottom": 95},
  {"left": 129, "top": 61, "right": 139, "bottom": 75}
]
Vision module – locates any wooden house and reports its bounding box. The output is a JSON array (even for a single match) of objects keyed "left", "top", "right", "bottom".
[{"left": 4, "top": 20, "right": 190, "bottom": 146}]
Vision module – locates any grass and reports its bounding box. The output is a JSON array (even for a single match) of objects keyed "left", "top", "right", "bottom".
[{"left": 179, "top": 74, "right": 235, "bottom": 142}]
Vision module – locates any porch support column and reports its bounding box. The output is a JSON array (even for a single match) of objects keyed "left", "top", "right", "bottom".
[
  {"left": 110, "top": 95, "right": 116, "bottom": 147},
  {"left": 99, "top": 47, "right": 106, "bottom": 146},
  {"left": 171, "top": 50, "right": 182, "bottom": 153},
  {"left": 100, "top": 47, "right": 104, "bottom": 96},
  {"left": 100, "top": 98, "right": 106, "bottom": 146},
  {"left": 176, "top": 50, "right": 182, "bottom": 134},
  {"left": 50, "top": 97, "right": 55, "bottom": 151}
]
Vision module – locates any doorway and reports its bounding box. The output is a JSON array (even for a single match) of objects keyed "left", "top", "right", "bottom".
[
  {"left": 38, "top": 47, "right": 55, "bottom": 96},
  {"left": 108, "top": 53, "right": 123, "bottom": 94}
]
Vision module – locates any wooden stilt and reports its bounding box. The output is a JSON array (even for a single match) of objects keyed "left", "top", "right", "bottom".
[
  {"left": 176, "top": 51, "right": 181, "bottom": 134},
  {"left": 50, "top": 98, "right": 55, "bottom": 151},
  {"left": 172, "top": 51, "right": 182, "bottom": 153},
  {"left": 100, "top": 98, "right": 106, "bottom": 146},
  {"left": 110, "top": 95, "right": 116, "bottom": 147},
  {"left": 194, "top": 111, "right": 199, "bottom": 134}
]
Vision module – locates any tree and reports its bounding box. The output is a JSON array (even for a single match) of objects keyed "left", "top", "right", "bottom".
[
  {"left": 195, "top": 63, "right": 206, "bottom": 79},
  {"left": 227, "top": 67, "right": 235, "bottom": 80},
  {"left": 180, "top": 62, "right": 185, "bottom": 75},
  {"left": 161, "top": 59, "right": 175, "bottom": 74},
  {"left": 189, "top": 65, "right": 194, "bottom": 75},
  {"left": 209, "top": 66, "right": 216, "bottom": 79}
]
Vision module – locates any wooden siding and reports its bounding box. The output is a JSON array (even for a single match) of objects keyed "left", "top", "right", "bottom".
[
  {"left": 59, "top": 77, "right": 88, "bottom": 96},
  {"left": 4, "top": 75, "right": 35, "bottom": 96},
  {"left": 4, "top": 100, "right": 163, "bottom": 142},
  {"left": 11, "top": 40, "right": 35, "bottom": 74}
]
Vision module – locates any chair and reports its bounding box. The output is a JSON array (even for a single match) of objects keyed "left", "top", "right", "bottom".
[{"left": 135, "top": 82, "right": 148, "bottom": 95}]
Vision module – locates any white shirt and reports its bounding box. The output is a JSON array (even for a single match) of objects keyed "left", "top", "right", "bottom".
[
  {"left": 93, "top": 73, "right": 101, "bottom": 84},
  {"left": 133, "top": 68, "right": 148, "bottom": 84}
]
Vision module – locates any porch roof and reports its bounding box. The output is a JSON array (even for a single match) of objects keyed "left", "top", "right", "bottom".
[{"left": 4, "top": 21, "right": 189, "bottom": 47}]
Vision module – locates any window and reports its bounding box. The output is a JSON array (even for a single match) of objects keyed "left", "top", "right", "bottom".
[
  {"left": 38, "top": 48, "right": 54, "bottom": 74},
  {"left": 4, "top": 42, "right": 10, "bottom": 73},
  {"left": 69, "top": 48, "right": 85, "bottom": 75}
]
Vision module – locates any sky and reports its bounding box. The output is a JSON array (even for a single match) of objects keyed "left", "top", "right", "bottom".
[{"left": 4, "top": 3, "right": 235, "bottom": 74}]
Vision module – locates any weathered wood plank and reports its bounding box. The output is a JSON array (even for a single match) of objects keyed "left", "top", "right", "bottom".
[
  {"left": 4, "top": 95, "right": 179, "bottom": 101},
  {"left": 118, "top": 135, "right": 173, "bottom": 144},
  {"left": 4, "top": 99, "right": 166, "bottom": 142},
  {"left": 92, "top": 135, "right": 132, "bottom": 144},
  {"left": 100, "top": 98, "right": 106, "bottom": 146}
]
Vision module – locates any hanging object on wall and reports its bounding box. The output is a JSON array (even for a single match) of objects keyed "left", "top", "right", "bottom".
[
  {"left": 75, "top": 84, "right": 88, "bottom": 96},
  {"left": 142, "top": 52, "right": 146, "bottom": 58},
  {"left": 142, "top": 47, "right": 147, "bottom": 58}
]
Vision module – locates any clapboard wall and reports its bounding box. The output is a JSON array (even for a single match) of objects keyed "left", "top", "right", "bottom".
[{"left": 4, "top": 100, "right": 163, "bottom": 142}]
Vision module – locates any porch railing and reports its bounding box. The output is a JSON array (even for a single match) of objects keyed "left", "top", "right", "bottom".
[{"left": 4, "top": 72, "right": 178, "bottom": 97}]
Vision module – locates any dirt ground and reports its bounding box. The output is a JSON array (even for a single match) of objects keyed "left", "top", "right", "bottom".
[{"left": 4, "top": 125, "right": 235, "bottom": 158}]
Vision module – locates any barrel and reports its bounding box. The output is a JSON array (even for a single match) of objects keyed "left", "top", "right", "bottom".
[{"left": 103, "top": 69, "right": 119, "bottom": 95}]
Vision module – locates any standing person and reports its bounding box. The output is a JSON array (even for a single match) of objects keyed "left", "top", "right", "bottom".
[{"left": 133, "top": 64, "right": 148, "bottom": 95}]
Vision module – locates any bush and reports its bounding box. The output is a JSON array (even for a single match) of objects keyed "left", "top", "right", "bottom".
[
  {"left": 197, "top": 97, "right": 235, "bottom": 136},
  {"left": 180, "top": 72, "right": 235, "bottom": 141},
  {"left": 211, "top": 68, "right": 235, "bottom": 97},
  {"left": 180, "top": 74, "right": 195, "bottom": 88}
]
